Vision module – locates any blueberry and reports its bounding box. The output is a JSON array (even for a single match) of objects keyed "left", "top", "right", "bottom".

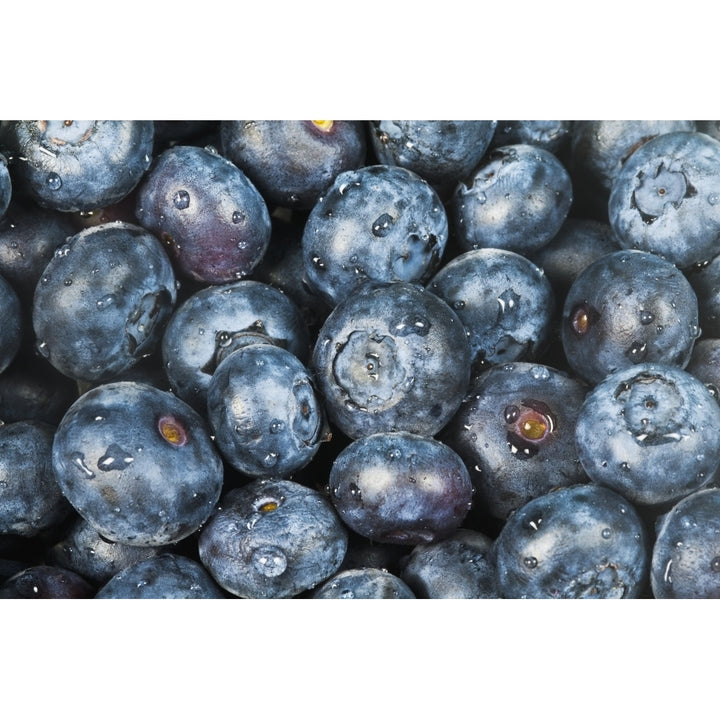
[
  {"left": 301, "top": 165, "right": 448, "bottom": 307},
  {"left": 575, "top": 363, "right": 720, "bottom": 507},
  {"left": 312, "top": 567, "right": 415, "bottom": 599},
  {"left": 52, "top": 381, "right": 224, "bottom": 546},
  {"left": 95, "top": 553, "right": 225, "bottom": 599},
  {"left": 686, "top": 252, "right": 720, "bottom": 338},
  {"left": 489, "top": 121, "right": 571, "bottom": 156},
  {"left": 561, "top": 249, "right": 699, "bottom": 385},
  {"left": 0, "top": 565, "right": 95, "bottom": 598},
  {"left": 46, "top": 516, "right": 173, "bottom": 586},
  {"left": 220, "top": 120, "right": 366, "bottom": 210},
  {"left": 368, "top": 120, "right": 497, "bottom": 199},
  {"left": 162, "top": 279, "right": 311, "bottom": 413},
  {"left": 32, "top": 221, "right": 177, "bottom": 383},
  {"left": 5, "top": 120, "right": 154, "bottom": 212},
  {"left": 0, "top": 152, "right": 11, "bottom": 219},
  {"left": 0, "top": 420, "right": 71, "bottom": 537},
  {"left": 198, "top": 478, "right": 348, "bottom": 598},
  {"left": 685, "top": 338, "right": 720, "bottom": 391},
  {"left": 440, "top": 362, "right": 588, "bottom": 520},
  {"left": 494, "top": 484, "right": 649, "bottom": 599},
  {"left": 135, "top": 144, "right": 272, "bottom": 284},
  {"left": 328, "top": 431, "right": 473, "bottom": 545},
  {"left": 450, "top": 144, "right": 573, "bottom": 255},
  {"left": 0, "top": 271, "right": 22, "bottom": 375},
  {"left": 426, "top": 247, "right": 555, "bottom": 370},
  {"left": 569, "top": 120, "right": 696, "bottom": 219},
  {"left": 311, "top": 281, "right": 471, "bottom": 439},
  {"left": 608, "top": 131, "right": 720, "bottom": 268},
  {"left": 399, "top": 529, "right": 499, "bottom": 599},
  {"left": 650, "top": 488, "right": 720, "bottom": 598}
]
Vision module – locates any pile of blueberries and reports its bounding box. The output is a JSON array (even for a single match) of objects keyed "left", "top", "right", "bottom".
[{"left": 3, "top": 119, "right": 720, "bottom": 599}]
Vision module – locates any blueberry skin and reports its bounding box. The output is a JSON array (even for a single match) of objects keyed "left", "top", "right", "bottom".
[
  {"left": 650, "top": 488, "right": 720, "bottom": 598},
  {"left": 686, "top": 252, "right": 720, "bottom": 338},
  {"left": 32, "top": 221, "right": 177, "bottom": 383},
  {"left": 426, "top": 248, "right": 555, "bottom": 370},
  {"left": 0, "top": 420, "right": 71, "bottom": 537},
  {"left": 0, "top": 153, "right": 11, "bottom": 219},
  {"left": 206, "top": 343, "right": 329, "bottom": 479},
  {"left": 368, "top": 121, "right": 497, "bottom": 199},
  {"left": 220, "top": 120, "right": 366, "bottom": 210},
  {"left": 311, "top": 281, "right": 471, "bottom": 439},
  {"left": 52, "top": 381, "right": 224, "bottom": 546},
  {"left": 490, "top": 121, "right": 571, "bottom": 156},
  {"left": 0, "top": 565, "right": 95, "bottom": 598},
  {"left": 198, "top": 479, "right": 348, "bottom": 599},
  {"left": 399, "top": 529, "right": 499, "bottom": 599},
  {"left": 312, "top": 567, "right": 415, "bottom": 599},
  {"left": 440, "top": 362, "right": 588, "bottom": 520},
  {"left": 6, "top": 120, "right": 154, "bottom": 212},
  {"left": 301, "top": 164, "right": 448, "bottom": 308},
  {"left": 0, "top": 271, "right": 22, "bottom": 375},
  {"left": 608, "top": 131, "right": 720, "bottom": 269},
  {"left": 570, "top": 120, "right": 695, "bottom": 218},
  {"left": 561, "top": 249, "right": 699, "bottom": 386},
  {"left": 575, "top": 363, "right": 720, "bottom": 507},
  {"left": 494, "top": 484, "right": 649, "bottom": 599},
  {"left": 95, "top": 553, "right": 225, "bottom": 599},
  {"left": 450, "top": 144, "right": 573, "bottom": 255},
  {"left": 46, "top": 516, "right": 172, "bottom": 586},
  {"left": 162, "top": 279, "right": 310, "bottom": 413},
  {"left": 135, "top": 144, "right": 271, "bottom": 284},
  {"left": 686, "top": 338, "right": 720, "bottom": 390},
  {"left": 328, "top": 431, "right": 473, "bottom": 545}
]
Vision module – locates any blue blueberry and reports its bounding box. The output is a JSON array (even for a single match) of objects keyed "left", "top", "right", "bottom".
[
  {"left": 450, "top": 144, "right": 573, "bottom": 255},
  {"left": 490, "top": 121, "right": 571, "bottom": 156},
  {"left": 369, "top": 120, "right": 497, "bottom": 199},
  {"left": 32, "top": 221, "right": 177, "bottom": 383},
  {"left": 608, "top": 131, "right": 720, "bottom": 268},
  {"left": 198, "top": 478, "right": 348, "bottom": 598},
  {"left": 440, "top": 362, "right": 589, "bottom": 520},
  {"left": 494, "top": 484, "right": 649, "bottom": 599},
  {"left": 52, "top": 380, "right": 224, "bottom": 546},
  {"left": 575, "top": 362, "right": 720, "bottom": 507},
  {"left": 685, "top": 338, "right": 720, "bottom": 391},
  {"left": 650, "top": 488, "right": 720, "bottom": 598},
  {"left": 686, "top": 252, "right": 720, "bottom": 338},
  {"left": 46, "top": 516, "right": 173, "bottom": 586},
  {"left": 561, "top": 249, "right": 699, "bottom": 385},
  {"left": 0, "top": 565, "right": 95, "bottom": 598},
  {"left": 301, "top": 164, "right": 448, "bottom": 308},
  {"left": 0, "top": 420, "right": 71, "bottom": 537},
  {"left": 311, "top": 281, "right": 471, "bottom": 439},
  {"left": 312, "top": 567, "right": 415, "bottom": 599},
  {"left": 206, "top": 342, "right": 329, "bottom": 478},
  {"left": 95, "top": 553, "right": 225, "bottom": 599},
  {"left": 399, "top": 528, "right": 499, "bottom": 599},
  {"left": 5, "top": 120, "right": 154, "bottom": 212},
  {"left": 328, "top": 431, "right": 473, "bottom": 545},
  {"left": 135, "top": 144, "right": 272, "bottom": 284},
  {"left": 426, "top": 247, "right": 555, "bottom": 370},
  {"left": 162, "top": 279, "right": 311, "bottom": 413},
  {"left": 220, "top": 120, "right": 366, "bottom": 210}
]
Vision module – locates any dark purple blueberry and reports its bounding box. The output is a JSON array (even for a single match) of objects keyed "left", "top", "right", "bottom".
[
  {"left": 328, "top": 431, "right": 473, "bottom": 545},
  {"left": 206, "top": 343, "right": 329, "bottom": 479},
  {"left": 312, "top": 567, "right": 415, "bottom": 599},
  {"left": 52, "top": 381, "right": 224, "bottom": 546},
  {"left": 198, "top": 478, "right": 348, "bottom": 598},
  {"left": 561, "top": 249, "right": 699, "bottom": 385},
  {"left": 494, "top": 484, "right": 649, "bottom": 599},
  {"left": 0, "top": 271, "right": 22, "bottom": 375},
  {"left": 0, "top": 565, "right": 95, "bottom": 598},
  {"left": 369, "top": 120, "right": 497, "bottom": 199},
  {"left": 32, "top": 221, "right": 177, "bottom": 383},
  {"left": 301, "top": 164, "right": 448, "bottom": 308},
  {"left": 5, "top": 120, "right": 154, "bottom": 212},
  {"left": 136, "top": 144, "right": 271, "bottom": 284},
  {"left": 575, "top": 363, "right": 720, "bottom": 507},
  {"left": 311, "top": 281, "right": 471, "bottom": 439},
  {"left": 440, "top": 362, "right": 588, "bottom": 520},
  {"left": 220, "top": 120, "right": 366, "bottom": 210}
]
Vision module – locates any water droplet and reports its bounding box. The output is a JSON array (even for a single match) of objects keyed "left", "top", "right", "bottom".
[
  {"left": 639, "top": 310, "right": 655, "bottom": 325},
  {"left": 173, "top": 190, "right": 190, "bottom": 210},
  {"left": 523, "top": 556, "right": 538, "bottom": 569},
  {"left": 709, "top": 193, "right": 720, "bottom": 206},
  {"left": 232, "top": 210, "right": 244, "bottom": 224},
  {"left": 619, "top": 461, "right": 631, "bottom": 471},
  {"left": 96, "top": 294, "right": 115, "bottom": 310},
  {"left": 476, "top": 191, "right": 487, "bottom": 204},
  {"left": 251, "top": 545, "right": 287, "bottom": 577},
  {"left": 36, "top": 341, "right": 49, "bottom": 358},
  {"left": 269, "top": 420, "right": 285, "bottom": 434},
  {"left": 63, "top": 278, "right": 73, "bottom": 286},
  {"left": 529, "top": 365, "right": 550, "bottom": 381},
  {"left": 46, "top": 172, "right": 63, "bottom": 190},
  {"left": 70, "top": 452, "right": 95, "bottom": 479},
  {"left": 261, "top": 452, "right": 278, "bottom": 468},
  {"left": 601, "top": 528, "right": 612, "bottom": 539},
  {"left": 372, "top": 213, "right": 394, "bottom": 237}
]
